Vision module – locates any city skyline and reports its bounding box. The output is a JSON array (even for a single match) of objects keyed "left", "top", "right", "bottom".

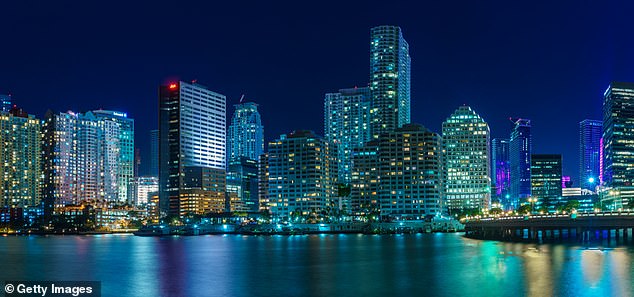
[{"left": 3, "top": 2, "right": 634, "bottom": 183}]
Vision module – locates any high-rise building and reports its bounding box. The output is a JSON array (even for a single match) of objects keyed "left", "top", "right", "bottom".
[
  {"left": 601, "top": 82, "right": 634, "bottom": 209},
  {"left": 0, "top": 106, "right": 41, "bottom": 208},
  {"left": 91, "top": 110, "right": 135, "bottom": 203},
  {"left": 325, "top": 87, "right": 371, "bottom": 184},
  {"left": 227, "top": 102, "right": 264, "bottom": 163},
  {"left": 158, "top": 81, "right": 226, "bottom": 217},
  {"left": 370, "top": 25, "right": 411, "bottom": 139},
  {"left": 257, "top": 153, "right": 269, "bottom": 212},
  {"left": 42, "top": 109, "right": 134, "bottom": 208},
  {"left": 0, "top": 94, "right": 11, "bottom": 112},
  {"left": 132, "top": 176, "right": 158, "bottom": 205},
  {"left": 226, "top": 157, "right": 259, "bottom": 212},
  {"left": 442, "top": 106, "right": 491, "bottom": 212},
  {"left": 351, "top": 124, "right": 442, "bottom": 219},
  {"left": 267, "top": 131, "right": 337, "bottom": 220},
  {"left": 531, "top": 154, "right": 562, "bottom": 212},
  {"left": 579, "top": 119, "right": 602, "bottom": 191},
  {"left": 510, "top": 118, "right": 532, "bottom": 209},
  {"left": 350, "top": 142, "right": 380, "bottom": 214},
  {"left": 150, "top": 129, "right": 159, "bottom": 177},
  {"left": 491, "top": 138, "right": 510, "bottom": 207}
]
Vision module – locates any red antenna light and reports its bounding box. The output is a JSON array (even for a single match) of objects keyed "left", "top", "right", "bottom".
[{"left": 169, "top": 83, "right": 177, "bottom": 89}]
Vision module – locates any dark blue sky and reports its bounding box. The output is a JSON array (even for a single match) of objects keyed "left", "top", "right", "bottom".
[{"left": 2, "top": 1, "right": 634, "bottom": 182}]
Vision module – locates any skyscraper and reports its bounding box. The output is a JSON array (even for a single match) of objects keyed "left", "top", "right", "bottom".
[
  {"left": 0, "top": 106, "right": 41, "bottom": 208},
  {"left": 42, "top": 109, "right": 134, "bottom": 206},
  {"left": 91, "top": 110, "right": 135, "bottom": 203},
  {"left": 442, "top": 106, "right": 491, "bottom": 212},
  {"left": 531, "top": 154, "right": 562, "bottom": 212},
  {"left": 267, "top": 131, "right": 337, "bottom": 220},
  {"left": 370, "top": 25, "right": 411, "bottom": 139},
  {"left": 159, "top": 81, "right": 226, "bottom": 217},
  {"left": 324, "top": 87, "right": 371, "bottom": 184},
  {"left": 0, "top": 94, "right": 11, "bottom": 112},
  {"left": 510, "top": 118, "right": 532, "bottom": 209},
  {"left": 579, "top": 119, "right": 602, "bottom": 191},
  {"left": 491, "top": 138, "right": 510, "bottom": 207},
  {"left": 601, "top": 82, "right": 634, "bottom": 209},
  {"left": 227, "top": 102, "right": 264, "bottom": 163},
  {"left": 226, "top": 157, "right": 259, "bottom": 212},
  {"left": 150, "top": 129, "right": 159, "bottom": 177}
]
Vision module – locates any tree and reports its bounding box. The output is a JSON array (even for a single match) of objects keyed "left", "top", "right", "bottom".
[
  {"left": 517, "top": 204, "right": 532, "bottom": 215},
  {"left": 490, "top": 208, "right": 503, "bottom": 215}
]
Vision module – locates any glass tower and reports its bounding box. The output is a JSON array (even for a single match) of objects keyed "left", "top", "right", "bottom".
[
  {"left": 510, "top": 118, "right": 532, "bottom": 209},
  {"left": 150, "top": 129, "right": 159, "bottom": 177},
  {"left": 531, "top": 154, "right": 562, "bottom": 213},
  {"left": 442, "top": 106, "right": 491, "bottom": 212},
  {"left": 159, "top": 81, "right": 226, "bottom": 217},
  {"left": 324, "top": 87, "right": 371, "bottom": 184},
  {"left": 579, "top": 119, "right": 602, "bottom": 191},
  {"left": 491, "top": 138, "right": 510, "bottom": 207},
  {"left": 602, "top": 82, "right": 634, "bottom": 209},
  {"left": 370, "top": 25, "right": 411, "bottom": 139},
  {"left": 227, "top": 102, "right": 264, "bottom": 163}
]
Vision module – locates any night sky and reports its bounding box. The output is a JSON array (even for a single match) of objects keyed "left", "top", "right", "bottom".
[{"left": 2, "top": 1, "right": 634, "bottom": 183}]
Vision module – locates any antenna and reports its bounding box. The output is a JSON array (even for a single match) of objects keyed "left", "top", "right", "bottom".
[{"left": 239, "top": 94, "right": 245, "bottom": 103}]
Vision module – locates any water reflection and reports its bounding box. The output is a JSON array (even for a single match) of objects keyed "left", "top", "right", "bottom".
[{"left": 0, "top": 234, "right": 633, "bottom": 297}]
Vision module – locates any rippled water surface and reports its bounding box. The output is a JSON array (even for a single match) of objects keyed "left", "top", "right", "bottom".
[{"left": 1, "top": 233, "right": 632, "bottom": 297}]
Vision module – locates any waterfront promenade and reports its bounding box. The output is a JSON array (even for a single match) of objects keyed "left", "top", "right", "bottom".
[{"left": 464, "top": 212, "right": 634, "bottom": 243}]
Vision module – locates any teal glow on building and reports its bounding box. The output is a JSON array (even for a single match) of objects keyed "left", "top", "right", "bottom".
[
  {"left": 442, "top": 106, "right": 491, "bottom": 212},
  {"left": 325, "top": 87, "right": 371, "bottom": 184},
  {"left": 227, "top": 102, "right": 264, "bottom": 163},
  {"left": 370, "top": 25, "right": 410, "bottom": 139}
]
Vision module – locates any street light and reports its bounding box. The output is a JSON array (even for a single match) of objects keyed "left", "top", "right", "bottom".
[{"left": 528, "top": 197, "right": 537, "bottom": 215}]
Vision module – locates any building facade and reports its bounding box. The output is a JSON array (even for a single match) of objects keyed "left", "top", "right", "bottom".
[
  {"left": 579, "top": 119, "right": 602, "bottom": 191},
  {"left": 150, "top": 129, "right": 159, "bottom": 177},
  {"left": 226, "top": 157, "right": 259, "bottom": 212},
  {"left": 132, "top": 176, "right": 158, "bottom": 206},
  {"left": 601, "top": 82, "right": 634, "bottom": 209},
  {"left": 0, "top": 107, "right": 41, "bottom": 208},
  {"left": 227, "top": 102, "right": 264, "bottom": 163},
  {"left": 42, "top": 109, "right": 134, "bottom": 209},
  {"left": 370, "top": 25, "right": 411, "bottom": 139},
  {"left": 442, "top": 106, "right": 491, "bottom": 213},
  {"left": 324, "top": 87, "right": 371, "bottom": 184},
  {"left": 159, "top": 81, "right": 226, "bottom": 217},
  {"left": 510, "top": 118, "right": 532, "bottom": 209},
  {"left": 0, "top": 94, "right": 11, "bottom": 112},
  {"left": 491, "top": 138, "right": 510, "bottom": 207},
  {"left": 530, "top": 154, "right": 562, "bottom": 212},
  {"left": 267, "top": 131, "right": 337, "bottom": 220}
]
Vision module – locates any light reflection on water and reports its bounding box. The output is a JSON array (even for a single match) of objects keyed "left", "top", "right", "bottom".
[{"left": 0, "top": 234, "right": 632, "bottom": 297}]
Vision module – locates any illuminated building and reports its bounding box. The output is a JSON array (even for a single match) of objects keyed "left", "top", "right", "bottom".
[
  {"left": 0, "top": 106, "right": 41, "bottom": 208},
  {"left": 227, "top": 102, "right": 263, "bottom": 163},
  {"left": 132, "top": 177, "right": 158, "bottom": 205},
  {"left": 370, "top": 25, "right": 411, "bottom": 139},
  {"left": 258, "top": 153, "right": 269, "bottom": 212},
  {"left": 226, "top": 157, "right": 259, "bottom": 212},
  {"left": 267, "top": 130, "right": 337, "bottom": 220},
  {"left": 491, "top": 138, "right": 510, "bottom": 207},
  {"left": 324, "top": 87, "right": 371, "bottom": 184},
  {"left": 442, "top": 106, "right": 491, "bottom": 212},
  {"left": 42, "top": 109, "right": 134, "bottom": 209},
  {"left": 150, "top": 129, "right": 159, "bottom": 177},
  {"left": 0, "top": 94, "right": 11, "bottom": 112},
  {"left": 579, "top": 119, "right": 602, "bottom": 191},
  {"left": 158, "top": 81, "right": 226, "bottom": 217},
  {"left": 530, "top": 154, "right": 562, "bottom": 212},
  {"left": 351, "top": 124, "right": 442, "bottom": 220},
  {"left": 601, "top": 82, "right": 634, "bottom": 209},
  {"left": 350, "top": 142, "right": 380, "bottom": 215},
  {"left": 510, "top": 118, "right": 532, "bottom": 209}
]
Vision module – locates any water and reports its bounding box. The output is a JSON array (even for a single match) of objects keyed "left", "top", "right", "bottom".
[{"left": 0, "top": 233, "right": 633, "bottom": 297}]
